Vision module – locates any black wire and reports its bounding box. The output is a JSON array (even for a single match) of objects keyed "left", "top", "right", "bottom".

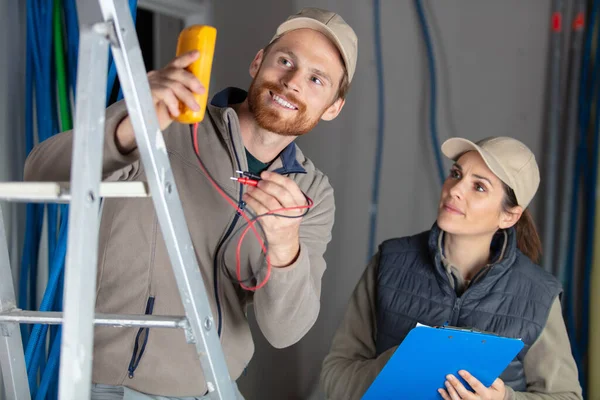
[
  {"left": 217, "top": 201, "right": 312, "bottom": 286},
  {"left": 217, "top": 211, "right": 268, "bottom": 286},
  {"left": 190, "top": 126, "right": 261, "bottom": 285},
  {"left": 189, "top": 123, "right": 313, "bottom": 288}
]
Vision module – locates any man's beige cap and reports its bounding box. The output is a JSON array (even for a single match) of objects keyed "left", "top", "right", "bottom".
[
  {"left": 270, "top": 8, "right": 358, "bottom": 83},
  {"left": 441, "top": 136, "right": 540, "bottom": 208}
]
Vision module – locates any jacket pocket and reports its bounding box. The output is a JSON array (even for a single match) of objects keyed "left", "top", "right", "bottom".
[{"left": 127, "top": 296, "right": 155, "bottom": 378}]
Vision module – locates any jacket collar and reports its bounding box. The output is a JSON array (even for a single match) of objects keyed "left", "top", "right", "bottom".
[
  {"left": 208, "top": 87, "right": 307, "bottom": 175},
  {"left": 428, "top": 222, "right": 518, "bottom": 297}
]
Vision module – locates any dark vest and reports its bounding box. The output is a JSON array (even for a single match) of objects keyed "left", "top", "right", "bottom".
[{"left": 375, "top": 224, "right": 562, "bottom": 391}]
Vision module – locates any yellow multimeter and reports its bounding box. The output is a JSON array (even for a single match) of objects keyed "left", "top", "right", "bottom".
[{"left": 174, "top": 25, "right": 217, "bottom": 124}]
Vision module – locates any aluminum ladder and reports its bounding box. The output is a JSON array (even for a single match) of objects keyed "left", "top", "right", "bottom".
[{"left": 0, "top": 0, "right": 235, "bottom": 398}]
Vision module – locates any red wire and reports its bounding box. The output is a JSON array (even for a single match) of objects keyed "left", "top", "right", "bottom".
[
  {"left": 235, "top": 197, "right": 313, "bottom": 289},
  {"left": 192, "top": 122, "right": 313, "bottom": 290}
]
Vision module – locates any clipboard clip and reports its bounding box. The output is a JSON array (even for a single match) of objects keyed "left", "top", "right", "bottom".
[{"left": 436, "top": 323, "right": 500, "bottom": 337}]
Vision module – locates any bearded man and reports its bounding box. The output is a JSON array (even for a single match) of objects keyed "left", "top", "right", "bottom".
[{"left": 24, "top": 7, "right": 358, "bottom": 400}]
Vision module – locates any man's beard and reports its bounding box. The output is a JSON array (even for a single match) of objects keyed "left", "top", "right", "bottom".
[{"left": 247, "top": 78, "right": 322, "bottom": 137}]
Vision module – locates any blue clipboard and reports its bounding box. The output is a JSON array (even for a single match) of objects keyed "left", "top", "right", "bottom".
[{"left": 362, "top": 323, "right": 524, "bottom": 400}]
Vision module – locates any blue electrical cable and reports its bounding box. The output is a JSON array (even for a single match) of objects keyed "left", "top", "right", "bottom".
[
  {"left": 63, "top": 0, "right": 79, "bottom": 96},
  {"left": 119, "top": 0, "right": 138, "bottom": 101},
  {"left": 367, "top": 0, "right": 446, "bottom": 258},
  {"left": 47, "top": 3, "right": 79, "bottom": 396},
  {"left": 414, "top": 0, "right": 445, "bottom": 186},
  {"left": 106, "top": 56, "right": 119, "bottom": 104},
  {"left": 22, "top": 1, "right": 140, "bottom": 396},
  {"left": 46, "top": 0, "right": 60, "bottom": 279},
  {"left": 32, "top": 5, "right": 48, "bottom": 350},
  {"left": 22, "top": 0, "right": 67, "bottom": 395},
  {"left": 35, "top": 329, "right": 61, "bottom": 400},
  {"left": 25, "top": 225, "right": 67, "bottom": 396},
  {"left": 25, "top": 214, "right": 67, "bottom": 394},
  {"left": 107, "top": 0, "right": 138, "bottom": 103},
  {"left": 23, "top": 1, "right": 59, "bottom": 394},
  {"left": 47, "top": 5, "right": 70, "bottom": 394},
  {"left": 49, "top": 206, "right": 68, "bottom": 400},
  {"left": 565, "top": 0, "right": 599, "bottom": 389},
  {"left": 26, "top": 0, "right": 71, "bottom": 390},
  {"left": 580, "top": 6, "right": 600, "bottom": 395},
  {"left": 21, "top": 0, "right": 41, "bottom": 319},
  {"left": 20, "top": 0, "right": 39, "bottom": 392},
  {"left": 20, "top": 13, "right": 34, "bottom": 343},
  {"left": 367, "top": 0, "right": 386, "bottom": 259},
  {"left": 25, "top": 0, "right": 53, "bottom": 390}
]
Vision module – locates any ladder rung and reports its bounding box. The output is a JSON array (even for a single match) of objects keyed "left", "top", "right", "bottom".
[
  {"left": 0, "top": 310, "right": 186, "bottom": 329},
  {"left": 0, "top": 182, "right": 150, "bottom": 203}
]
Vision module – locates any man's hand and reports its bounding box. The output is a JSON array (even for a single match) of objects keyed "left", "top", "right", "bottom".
[
  {"left": 242, "top": 171, "right": 308, "bottom": 268},
  {"left": 439, "top": 371, "right": 506, "bottom": 400},
  {"left": 115, "top": 51, "right": 206, "bottom": 154}
]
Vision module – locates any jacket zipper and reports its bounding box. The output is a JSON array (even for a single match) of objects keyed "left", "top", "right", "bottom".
[
  {"left": 213, "top": 202, "right": 245, "bottom": 337},
  {"left": 213, "top": 116, "right": 245, "bottom": 337},
  {"left": 127, "top": 296, "right": 155, "bottom": 378},
  {"left": 449, "top": 297, "right": 462, "bottom": 326}
]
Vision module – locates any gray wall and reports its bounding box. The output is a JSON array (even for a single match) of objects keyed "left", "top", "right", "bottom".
[
  {"left": 210, "top": 1, "right": 551, "bottom": 399},
  {"left": 0, "top": 1, "right": 26, "bottom": 284},
  {"left": 0, "top": 2, "right": 27, "bottom": 399},
  {"left": 0, "top": 0, "right": 553, "bottom": 398}
]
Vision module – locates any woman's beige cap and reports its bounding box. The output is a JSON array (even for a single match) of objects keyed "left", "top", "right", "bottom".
[
  {"left": 441, "top": 136, "right": 540, "bottom": 208},
  {"left": 270, "top": 8, "right": 358, "bottom": 83}
]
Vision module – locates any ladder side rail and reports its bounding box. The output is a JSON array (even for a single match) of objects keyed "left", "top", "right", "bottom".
[
  {"left": 0, "top": 206, "right": 31, "bottom": 399},
  {"left": 98, "top": 0, "right": 235, "bottom": 398},
  {"left": 57, "top": 20, "right": 110, "bottom": 400}
]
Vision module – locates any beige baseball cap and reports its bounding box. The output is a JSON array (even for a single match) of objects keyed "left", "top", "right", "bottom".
[
  {"left": 441, "top": 136, "right": 540, "bottom": 208},
  {"left": 270, "top": 8, "right": 358, "bottom": 83}
]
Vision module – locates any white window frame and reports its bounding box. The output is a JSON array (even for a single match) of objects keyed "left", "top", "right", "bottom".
[{"left": 138, "top": 0, "right": 212, "bottom": 27}]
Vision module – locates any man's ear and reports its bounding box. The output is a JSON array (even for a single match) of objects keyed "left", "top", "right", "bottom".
[
  {"left": 321, "top": 97, "right": 345, "bottom": 121},
  {"left": 249, "top": 49, "right": 265, "bottom": 79},
  {"left": 499, "top": 205, "right": 523, "bottom": 230}
]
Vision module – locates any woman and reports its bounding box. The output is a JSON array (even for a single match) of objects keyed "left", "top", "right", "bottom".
[{"left": 320, "top": 137, "right": 582, "bottom": 400}]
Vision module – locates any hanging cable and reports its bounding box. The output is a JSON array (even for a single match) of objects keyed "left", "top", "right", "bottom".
[
  {"left": 557, "top": 0, "right": 586, "bottom": 299},
  {"left": 23, "top": 1, "right": 59, "bottom": 393},
  {"left": 20, "top": 3, "right": 38, "bottom": 343},
  {"left": 39, "top": 1, "right": 73, "bottom": 397},
  {"left": 116, "top": 0, "right": 138, "bottom": 102},
  {"left": 367, "top": 0, "right": 446, "bottom": 259},
  {"left": 580, "top": 5, "right": 600, "bottom": 396},
  {"left": 565, "top": 0, "right": 599, "bottom": 393},
  {"left": 21, "top": 0, "right": 138, "bottom": 397},
  {"left": 366, "top": 0, "right": 386, "bottom": 259},
  {"left": 414, "top": 0, "right": 445, "bottom": 185},
  {"left": 24, "top": 214, "right": 67, "bottom": 395},
  {"left": 20, "top": 0, "right": 42, "bottom": 337},
  {"left": 541, "top": 0, "right": 566, "bottom": 276},
  {"left": 22, "top": 1, "right": 56, "bottom": 395},
  {"left": 63, "top": 0, "right": 79, "bottom": 95},
  {"left": 191, "top": 123, "right": 313, "bottom": 291},
  {"left": 35, "top": 329, "right": 61, "bottom": 400}
]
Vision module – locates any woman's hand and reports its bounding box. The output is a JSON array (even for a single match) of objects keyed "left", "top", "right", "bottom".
[{"left": 438, "top": 370, "right": 506, "bottom": 400}]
